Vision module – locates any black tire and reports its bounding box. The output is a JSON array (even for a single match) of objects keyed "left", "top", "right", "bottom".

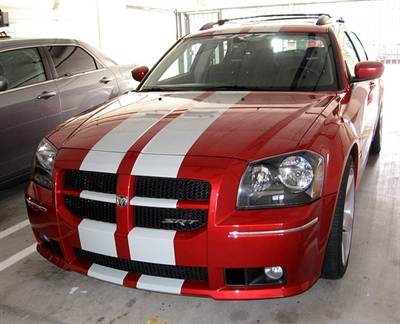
[
  {"left": 370, "top": 111, "right": 382, "bottom": 155},
  {"left": 321, "top": 155, "right": 355, "bottom": 279}
]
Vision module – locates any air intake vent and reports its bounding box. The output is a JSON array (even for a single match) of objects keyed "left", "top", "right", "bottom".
[{"left": 64, "top": 170, "right": 118, "bottom": 194}]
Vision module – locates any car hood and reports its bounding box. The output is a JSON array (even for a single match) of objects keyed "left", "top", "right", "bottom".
[{"left": 52, "top": 91, "right": 335, "bottom": 162}]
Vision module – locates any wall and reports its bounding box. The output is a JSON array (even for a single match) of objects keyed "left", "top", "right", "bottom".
[
  {"left": 1, "top": 0, "right": 399, "bottom": 67},
  {"left": 178, "top": 0, "right": 400, "bottom": 63},
  {"left": 0, "top": 0, "right": 177, "bottom": 67}
]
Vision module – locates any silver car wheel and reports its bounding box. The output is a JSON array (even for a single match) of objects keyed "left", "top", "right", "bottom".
[{"left": 341, "top": 166, "right": 355, "bottom": 266}]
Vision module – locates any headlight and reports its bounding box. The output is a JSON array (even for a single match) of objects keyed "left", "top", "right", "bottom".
[
  {"left": 31, "top": 138, "right": 58, "bottom": 190},
  {"left": 237, "top": 151, "right": 324, "bottom": 209}
]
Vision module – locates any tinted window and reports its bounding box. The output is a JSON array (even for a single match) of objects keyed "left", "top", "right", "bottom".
[
  {"left": 0, "top": 48, "right": 46, "bottom": 89},
  {"left": 47, "top": 46, "right": 102, "bottom": 77}
]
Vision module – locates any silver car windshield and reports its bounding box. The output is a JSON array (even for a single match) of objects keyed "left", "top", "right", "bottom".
[{"left": 140, "top": 33, "right": 338, "bottom": 92}]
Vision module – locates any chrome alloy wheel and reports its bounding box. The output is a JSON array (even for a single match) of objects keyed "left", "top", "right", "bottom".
[
  {"left": 322, "top": 155, "right": 356, "bottom": 279},
  {"left": 341, "top": 165, "right": 355, "bottom": 266}
]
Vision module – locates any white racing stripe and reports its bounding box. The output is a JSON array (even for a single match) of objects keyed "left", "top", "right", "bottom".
[
  {"left": 132, "top": 154, "right": 185, "bottom": 178},
  {"left": 78, "top": 219, "right": 117, "bottom": 257},
  {"left": 88, "top": 264, "right": 128, "bottom": 285},
  {"left": 137, "top": 275, "right": 184, "bottom": 294},
  {"left": 80, "top": 93, "right": 203, "bottom": 173},
  {"left": 78, "top": 92, "right": 247, "bottom": 281},
  {"left": 132, "top": 92, "right": 248, "bottom": 177},
  {"left": 80, "top": 190, "right": 115, "bottom": 203},
  {"left": 130, "top": 196, "right": 178, "bottom": 208},
  {"left": 128, "top": 227, "right": 176, "bottom": 265},
  {"left": 80, "top": 151, "right": 126, "bottom": 174},
  {"left": 248, "top": 25, "right": 283, "bottom": 33},
  {"left": 128, "top": 92, "right": 247, "bottom": 269},
  {"left": 80, "top": 108, "right": 169, "bottom": 173},
  {"left": 87, "top": 265, "right": 184, "bottom": 294}
]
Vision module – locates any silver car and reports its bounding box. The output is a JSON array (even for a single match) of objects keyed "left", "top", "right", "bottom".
[{"left": 0, "top": 38, "right": 137, "bottom": 189}]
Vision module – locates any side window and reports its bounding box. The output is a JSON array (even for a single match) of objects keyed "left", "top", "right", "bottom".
[
  {"left": 47, "top": 46, "right": 102, "bottom": 77},
  {"left": 0, "top": 48, "right": 46, "bottom": 89},
  {"left": 339, "top": 32, "right": 360, "bottom": 77},
  {"left": 348, "top": 32, "right": 368, "bottom": 62}
]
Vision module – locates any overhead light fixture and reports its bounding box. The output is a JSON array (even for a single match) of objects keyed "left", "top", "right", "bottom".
[{"left": 53, "top": 0, "right": 60, "bottom": 10}]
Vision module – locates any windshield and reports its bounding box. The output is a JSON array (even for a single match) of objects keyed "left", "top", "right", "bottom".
[{"left": 140, "top": 33, "right": 338, "bottom": 92}]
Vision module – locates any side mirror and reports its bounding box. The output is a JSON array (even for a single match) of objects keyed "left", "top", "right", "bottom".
[
  {"left": 0, "top": 76, "right": 9, "bottom": 91},
  {"left": 351, "top": 61, "right": 385, "bottom": 83},
  {"left": 131, "top": 66, "right": 149, "bottom": 82}
]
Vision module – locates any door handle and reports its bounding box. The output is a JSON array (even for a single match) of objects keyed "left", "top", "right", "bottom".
[
  {"left": 369, "top": 81, "right": 376, "bottom": 90},
  {"left": 37, "top": 91, "right": 57, "bottom": 99},
  {"left": 99, "top": 77, "right": 113, "bottom": 84},
  {"left": 368, "top": 82, "right": 376, "bottom": 104}
]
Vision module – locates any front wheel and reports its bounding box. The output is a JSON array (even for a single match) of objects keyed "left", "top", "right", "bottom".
[{"left": 321, "top": 155, "right": 355, "bottom": 279}]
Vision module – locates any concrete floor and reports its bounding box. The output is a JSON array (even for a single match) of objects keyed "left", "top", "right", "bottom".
[{"left": 1, "top": 65, "right": 399, "bottom": 324}]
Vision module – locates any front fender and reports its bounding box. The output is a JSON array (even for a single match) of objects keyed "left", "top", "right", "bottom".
[{"left": 297, "top": 95, "right": 358, "bottom": 197}]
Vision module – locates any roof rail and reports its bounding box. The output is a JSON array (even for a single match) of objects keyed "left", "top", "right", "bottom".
[{"left": 200, "top": 13, "right": 342, "bottom": 31}]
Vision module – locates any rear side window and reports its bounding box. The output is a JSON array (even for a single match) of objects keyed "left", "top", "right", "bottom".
[
  {"left": 0, "top": 48, "right": 46, "bottom": 89},
  {"left": 47, "top": 46, "right": 103, "bottom": 77}
]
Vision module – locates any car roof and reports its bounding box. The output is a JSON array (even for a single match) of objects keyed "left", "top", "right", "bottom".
[
  {"left": 189, "top": 13, "right": 344, "bottom": 38},
  {"left": 0, "top": 37, "right": 117, "bottom": 65},
  {"left": 0, "top": 37, "right": 85, "bottom": 48}
]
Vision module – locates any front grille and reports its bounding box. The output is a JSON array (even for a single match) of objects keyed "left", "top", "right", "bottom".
[
  {"left": 62, "top": 171, "right": 211, "bottom": 231},
  {"left": 64, "top": 170, "right": 117, "bottom": 194},
  {"left": 75, "top": 248, "right": 208, "bottom": 282},
  {"left": 134, "top": 206, "right": 207, "bottom": 231},
  {"left": 64, "top": 195, "right": 116, "bottom": 223},
  {"left": 135, "top": 176, "right": 210, "bottom": 200}
]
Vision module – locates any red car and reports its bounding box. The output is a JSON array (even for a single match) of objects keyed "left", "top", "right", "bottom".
[{"left": 25, "top": 14, "right": 384, "bottom": 300}]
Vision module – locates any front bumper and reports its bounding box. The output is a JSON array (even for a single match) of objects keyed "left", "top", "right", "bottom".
[{"left": 26, "top": 173, "right": 336, "bottom": 300}]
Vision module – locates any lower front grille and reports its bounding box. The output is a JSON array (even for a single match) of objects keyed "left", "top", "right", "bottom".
[{"left": 74, "top": 248, "right": 208, "bottom": 282}]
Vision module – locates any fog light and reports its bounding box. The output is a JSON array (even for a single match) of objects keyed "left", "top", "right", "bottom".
[
  {"left": 38, "top": 232, "right": 51, "bottom": 244},
  {"left": 38, "top": 232, "right": 63, "bottom": 255},
  {"left": 264, "top": 266, "right": 284, "bottom": 280}
]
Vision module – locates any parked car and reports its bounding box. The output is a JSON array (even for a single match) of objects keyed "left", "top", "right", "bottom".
[
  {"left": 0, "top": 37, "right": 137, "bottom": 189},
  {"left": 25, "top": 14, "right": 384, "bottom": 300}
]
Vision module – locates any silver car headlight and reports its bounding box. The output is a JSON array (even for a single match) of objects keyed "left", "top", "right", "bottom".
[
  {"left": 31, "top": 138, "right": 58, "bottom": 190},
  {"left": 237, "top": 151, "right": 324, "bottom": 209}
]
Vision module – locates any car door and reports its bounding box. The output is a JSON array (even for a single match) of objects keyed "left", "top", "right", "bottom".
[
  {"left": 0, "top": 46, "right": 61, "bottom": 186},
  {"left": 47, "top": 45, "right": 120, "bottom": 121},
  {"left": 348, "top": 32, "right": 381, "bottom": 148},
  {"left": 340, "top": 31, "right": 380, "bottom": 172}
]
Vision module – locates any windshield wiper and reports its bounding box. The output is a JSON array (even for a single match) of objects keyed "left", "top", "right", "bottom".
[
  {"left": 140, "top": 87, "right": 174, "bottom": 92},
  {"left": 199, "top": 85, "right": 259, "bottom": 91},
  {"left": 141, "top": 85, "right": 267, "bottom": 92}
]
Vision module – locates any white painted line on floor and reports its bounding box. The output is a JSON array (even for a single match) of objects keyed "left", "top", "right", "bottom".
[
  {"left": 0, "top": 219, "right": 30, "bottom": 239},
  {"left": 0, "top": 243, "right": 37, "bottom": 272}
]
